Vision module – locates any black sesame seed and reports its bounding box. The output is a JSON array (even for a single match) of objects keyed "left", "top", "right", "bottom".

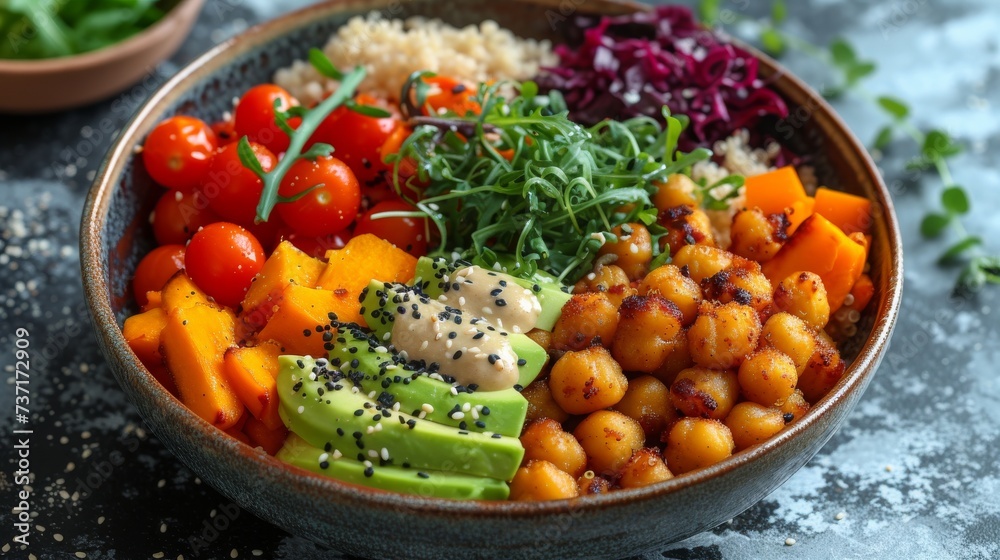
[
  {"left": 354, "top": 409, "right": 364, "bottom": 417},
  {"left": 473, "top": 332, "right": 484, "bottom": 340},
  {"left": 320, "top": 461, "right": 330, "bottom": 469},
  {"left": 364, "top": 466, "right": 374, "bottom": 477},
  {"left": 495, "top": 298, "right": 507, "bottom": 307},
  {"left": 448, "top": 331, "right": 457, "bottom": 339},
  {"left": 303, "top": 329, "right": 312, "bottom": 337},
  {"left": 475, "top": 420, "right": 486, "bottom": 429},
  {"left": 453, "top": 351, "right": 463, "bottom": 360},
  {"left": 324, "top": 442, "right": 332, "bottom": 452},
  {"left": 783, "top": 413, "right": 795, "bottom": 423},
  {"left": 517, "top": 358, "right": 527, "bottom": 366},
  {"left": 417, "top": 472, "right": 430, "bottom": 479},
  {"left": 353, "top": 431, "right": 363, "bottom": 439},
  {"left": 488, "top": 354, "right": 499, "bottom": 364},
  {"left": 490, "top": 288, "right": 503, "bottom": 297},
  {"left": 491, "top": 433, "right": 502, "bottom": 439},
  {"left": 292, "top": 381, "right": 303, "bottom": 392},
  {"left": 481, "top": 406, "right": 491, "bottom": 416},
  {"left": 337, "top": 428, "right": 345, "bottom": 437}
]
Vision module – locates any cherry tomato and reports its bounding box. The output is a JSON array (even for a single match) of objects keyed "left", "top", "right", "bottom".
[
  {"left": 151, "top": 189, "right": 222, "bottom": 246},
  {"left": 277, "top": 226, "right": 350, "bottom": 260},
  {"left": 308, "top": 93, "right": 398, "bottom": 184},
  {"left": 201, "top": 141, "right": 276, "bottom": 227},
  {"left": 379, "top": 125, "right": 426, "bottom": 198},
  {"left": 142, "top": 116, "right": 218, "bottom": 192},
  {"left": 244, "top": 217, "right": 283, "bottom": 254},
  {"left": 420, "top": 76, "right": 480, "bottom": 116},
  {"left": 234, "top": 84, "right": 300, "bottom": 155},
  {"left": 353, "top": 200, "right": 429, "bottom": 256},
  {"left": 133, "top": 245, "right": 186, "bottom": 307},
  {"left": 211, "top": 119, "right": 238, "bottom": 146},
  {"left": 276, "top": 155, "right": 361, "bottom": 237},
  {"left": 185, "top": 223, "right": 265, "bottom": 308}
]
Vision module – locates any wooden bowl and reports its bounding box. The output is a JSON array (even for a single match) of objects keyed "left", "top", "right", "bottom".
[
  {"left": 80, "top": 1, "right": 903, "bottom": 557},
  {"left": 0, "top": 0, "right": 205, "bottom": 113}
]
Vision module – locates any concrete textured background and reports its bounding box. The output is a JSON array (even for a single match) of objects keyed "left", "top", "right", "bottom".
[{"left": 1, "top": 0, "right": 998, "bottom": 558}]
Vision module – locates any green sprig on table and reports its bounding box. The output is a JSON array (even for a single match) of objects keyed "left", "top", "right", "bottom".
[{"left": 699, "top": 0, "right": 1000, "bottom": 295}]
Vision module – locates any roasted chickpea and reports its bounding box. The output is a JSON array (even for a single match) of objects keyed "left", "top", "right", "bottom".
[
  {"left": 653, "top": 173, "right": 700, "bottom": 210},
  {"left": 687, "top": 302, "right": 761, "bottom": 369},
  {"left": 760, "top": 312, "right": 817, "bottom": 374},
  {"left": 653, "top": 328, "right": 694, "bottom": 386},
  {"left": 612, "top": 295, "right": 684, "bottom": 372},
  {"left": 729, "top": 207, "right": 789, "bottom": 262},
  {"left": 638, "top": 264, "right": 702, "bottom": 325},
  {"left": 573, "top": 264, "right": 632, "bottom": 308},
  {"left": 670, "top": 367, "right": 740, "bottom": 420},
  {"left": 577, "top": 471, "right": 613, "bottom": 495},
  {"left": 611, "top": 375, "right": 676, "bottom": 439},
  {"left": 521, "top": 379, "right": 570, "bottom": 424},
  {"left": 525, "top": 328, "right": 552, "bottom": 352},
  {"left": 797, "top": 331, "right": 846, "bottom": 403},
  {"left": 551, "top": 292, "right": 619, "bottom": 351},
  {"left": 549, "top": 346, "right": 628, "bottom": 414},
  {"left": 738, "top": 348, "right": 798, "bottom": 406},
  {"left": 671, "top": 244, "right": 733, "bottom": 283},
  {"left": 658, "top": 205, "right": 716, "bottom": 255},
  {"left": 663, "top": 417, "right": 735, "bottom": 475},
  {"left": 724, "top": 402, "right": 786, "bottom": 451},
  {"left": 509, "top": 460, "right": 580, "bottom": 501},
  {"left": 573, "top": 410, "right": 645, "bottom": 476},
  {"left": 520, "top": 418, "right": 588, "bottom": 477},
  {"left": 774, "top": 271, "right": 831, "bottom": 330},
  {"left": 702, "top": 259, "right": 774, "bottom": 320},
  {"left": 777, "top": 389, "right": 811, "bottom": 423},
  {"left": 618, "top": 448, "right": 674, "bottom": 488},
  {"left": 597, "top": 223, "right": 652, "bottom": 281}
]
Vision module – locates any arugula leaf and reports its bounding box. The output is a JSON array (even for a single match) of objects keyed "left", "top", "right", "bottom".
[
  {"left": 922, "top": 129, "right": 962, "bottom": 160},
  {"left": 877, "top": 96, "right": 910, "bottom": 120},
  {"left": 941, "top": 186, "right": 969, "bottom": 215},
  {"left": 939, "top": 236, "right": 982, "bottom": 264},
  {"left": 920, "top": 213, "right": 950, "bottom": 238},
  {"left": 873, "top": 126, "right": 894, "bottom": 150}
]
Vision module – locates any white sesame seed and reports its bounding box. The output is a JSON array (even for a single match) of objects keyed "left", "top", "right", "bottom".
[
  {"left": 364, "top": 460, "right": 373, "bottom": 468},
  {"left": 422, "top": 403, "right": 434, "bottom": 413},
  {"left": 319, "top": 453, "right": 329, "bottom": 462},
  {"left": 375, "top": 345, "right": 388, "bottom": 353},
  {"left": 835, "top": 512, "right": 846, "bottom": 521},
  {"left": 381, "top": 448, "right": 390, "bottom": 461},
  {"left": 462, "top": 403, "right": 472, "bottom": 412},
  {"left": 75, "top": 552, "right": 86, "bottom": 558},
  {"left": 332, "top": 450, "right": 343, "bottom": 459},
  {"left": 160, "top": 522, "right": 167, "bottom": 533},
  {"left": 784, "top": 538, "right": 796, "bottom": 546},
  {"left": 451, "top": 411, "right": 465, "bottom": 420},
  {"left": 97, "top": 516, "right": 105, "bottom": 525},
  {"left": 297, "top": 405, "right": 305, "bottom": 414},
  {"left": 54, "top": 534, "right": 64, "bottom": 542},
  {"left": 420, "top": 340, "right": 429, "bottom": 351},
  {"left": 366, "top": 426, "right": 375, "bottom": 434},
  {"left": 157, "top": 479, "right": 166, "bottom": 488},
  {"left": 629, "top": 243, "right": 639, "bottom": 254},
  {"left": 450, "top": 387, "right": 459, "bottom": 396},
  {"left": 152, "top": 554, "right": 164, "bottom": 559},
  {"left": 252, "top": 551, "right": 263, "bottom": 557},
  {"left": 418, "top": 411, "right": 428, "bottom": 419},
  {"left": 375, "top": 423, "right": 383, "bottom": 432},
  {"left": 231, "top": 549, "right": 239, "bottom": 558}
]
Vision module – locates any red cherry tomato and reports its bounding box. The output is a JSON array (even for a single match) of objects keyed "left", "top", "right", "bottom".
[
  {"left": 133, "top": 245, "right": 186, "bottom": 307},
  {"left": 420, "top": 76, "right": 480, "bottom": 116},
  {"left": 308, "top": 93, "right": 398, "bottom": 184},
  {"left": 185, "top": 223, "right": 265, "bottom": 308},
  {"left": 201, "top": 141, "right": 276, "bottom": 227},
  {"left": 379, "top": 125, "right": 427, "bottom": 198},
  {"left": 142, "top": 116, "right": 218, "bottom": 192},
  {"left": 151, "top": 189, "right": 222, "bottom": 246},
  {"left": 277, "top": 226, "right": 351, "bottom": 260},
  {"left": 211, "top": 119, "right": 238, "bottom": 146},
  {"left": 276, "top": 155, "right": 361, "bottom": 237},
  {"left": 353, "top": 200, "right": 429, "bottom": 256},
  {"left": 244, "top": 217, "right": 283, "bottom": 254},
  {"left": 234, "top": 84, "right": 300, "bottom": 155}
]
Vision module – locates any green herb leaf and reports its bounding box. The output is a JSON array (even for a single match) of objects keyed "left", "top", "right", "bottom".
[
  {"left": 873, "top": 126, "right": 894, "bottom": 150},
  {"left": 345, "top": 101, "right": 392, "bottom": 118},
  {"left": 300, "top": 143, "right": 335, "bottom": 161},
  {"left": 829, "top": 39, "right": 856, "bottom": 67},
  {"left": 957, "top": 261, "right": 987, "bottom": 293},
  {"left": 520, "top": 80, "right": 539, "bottom": 99},
  {"left": 845, "top": 61, "right": 876, "bottom": 86},
  {"left": 922, "top": 129, "right": 962, "bottom": 160},
  {"left": 761, "top": 28, "right": 785, "bottom": 55},
  {"left": 236, "top": 136, "right": 266, "bottom": 178},
  {"left": 877, "top": 96, "right": 910, "bottom": 120},
  {"left": 920, "top": 213, "right": 950, "bottom": 237},
  {"left": 308, "top": 47, "right": 343, "bottom": 80},
  {"left": 939, "top": 236, "right": 982, "bottom": 264},
  {"left": 698, "top": 0, "right": 721, "bottom": 25},
  {"left": 941, "top": 185, "right": 970, "bottom": 215},
  {"left": 649, "top": 248, "right": 672, "bottom": 271},
  {"left": 771, "top": 0, "right": 787, "bottom": 24}
]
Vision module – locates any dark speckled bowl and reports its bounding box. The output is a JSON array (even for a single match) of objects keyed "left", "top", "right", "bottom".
[{"left": 81, "top": 1, "right": 903, "bottom": 557}]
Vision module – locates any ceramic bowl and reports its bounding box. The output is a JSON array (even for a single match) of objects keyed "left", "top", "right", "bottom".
[
  {"left": 81, "top": 0, "right": 903, "bottom": 557},
  {"left": 0, "top": 0, "right": 205, "bottom": 113}
]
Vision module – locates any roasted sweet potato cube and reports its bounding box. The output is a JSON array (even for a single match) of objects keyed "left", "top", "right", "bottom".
[{"left": 223, "top": 341, "right": 283, "bottom": 430}]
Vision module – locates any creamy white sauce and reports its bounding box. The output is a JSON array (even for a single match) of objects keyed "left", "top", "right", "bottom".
[{"left": 439, "top": 266, "right": 541, "bottom": 334}]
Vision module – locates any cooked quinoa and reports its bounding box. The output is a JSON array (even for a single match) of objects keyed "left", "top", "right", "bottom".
[{"left": 274, "top": 14, "right": 557, "bottom": 106}]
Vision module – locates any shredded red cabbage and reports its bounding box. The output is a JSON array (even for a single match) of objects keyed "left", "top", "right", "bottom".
[{"left": 537, "top": 6, "right": 790, "bottom": 152}]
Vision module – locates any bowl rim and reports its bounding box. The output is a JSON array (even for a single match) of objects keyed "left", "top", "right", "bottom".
[
  {"left": 81, "top": 0, "right": 904, "bottom": 518},
  {"left": 0, "top": 0, "right": 206, "bottom": 72}
]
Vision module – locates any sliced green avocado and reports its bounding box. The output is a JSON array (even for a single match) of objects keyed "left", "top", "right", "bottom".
[
  {"left": 328, "top": 327, "right": 528, "bottom": 437},
  {"left": 359, "top": 280, "right": 547, "bottom": 388},
  {"left": 412, "top": 256, "right": 571, "bottom": 331},
  {"left": 277, "top": 433, "right": 510, "bottom": 500},
  {"left": 278, "top": 355, "right": 524, "bottom": 481}
]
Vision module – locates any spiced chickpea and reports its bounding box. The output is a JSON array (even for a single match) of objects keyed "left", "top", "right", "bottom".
[
  {"left": 577, "top": 471, "right": 613, "bottom": 496},
  {"left": 618, "top": 448, "right": 674, "bottom": 488},
  {"left": 612, "top": 295, "right": 684, "bottom": 372},
  {"left": 521, "top": 378, "right": 570, "bottom": 424},
  {"left": 687, "top": 302, "right": 761, "bottom": 369},
  {"left": 774, "top": 271, "right": 831, "bottom": 330},
  {"left": 549, "top": 346, "right": 628, "bottom": 415},
  {"left": 738, "top": 348, "right": 798, "bottom": 407},
  {"left": 573, "top": 410, "right": 645, "bottom": 476},
  {"left": 638, "top": 264, "right": 702, "bottom": 325},
  {"left": 551, "top": 292, "right": 619, "bottom": 351},
  {"left": 670, "top": 244, "right": 733, "bottom": 283},
  {"left": 520, "top": 418, "right": 588, "bottom": 477},
  {"left": 612, "top": 375, "right": 676, "bottom": 439},
  {"left": 670, "top": 367, "right": 741, "bottom": 420},
  {"left": 653, "top": 173, "right": 700, "bottom": 210},
  {"left": 797, "top": 330, "right": 846, "bottom": 403},
  {"left": 573, "top": 264, "right": 635, "bottom": 308},
  {"left": 658, "top": 205, "right": 716, "bottom": 256},
  {"left": 509, "top": 460, "right": 579, "bottom": 501},
  {"left": 777, "top": 389, "right": 811, "bottom": 423},
  {"left": 729, "top": 207, "right": 789, "bottom": 262},
  {"left": 653, "top": 329, "right": 694, "bottom": 386},
  {"left": 724, "top": 402, "right": 786, "bottom": 451},
  {"left": 596, "top": 223, "right": 653, "bottom": 281},
  {"left": 663, "top": 417, "right": 735, "bottom": 475},
  {"left": 525, "top": 328, "right": 552, "bottom": 353},
  {"left": 702, "top": 260, "right": 774, "bottom": 320},
  {"left": 760, "top": 312, "right": 817, "bottom": 374}
]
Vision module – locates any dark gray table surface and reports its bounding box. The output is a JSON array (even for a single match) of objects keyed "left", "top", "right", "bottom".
[{"left": 1, "top": 1, "right": 998, "bottom": 558}]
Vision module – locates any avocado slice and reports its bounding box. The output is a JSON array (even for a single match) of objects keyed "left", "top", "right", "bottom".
[
  {"left": 412, "top": 256, "right": 571, "bottom": 332},
  {"left": 359, "top": 280, "right": 547, "bottom": 388},
  {"left": 277, "top": 433, "right": 510, "bottom": 500},
  {"left": 278, "top": 355, "right": 524, "bottom": 481},
  {"left": 328, "top": 326, "right": 528, "bottom": 437}
]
